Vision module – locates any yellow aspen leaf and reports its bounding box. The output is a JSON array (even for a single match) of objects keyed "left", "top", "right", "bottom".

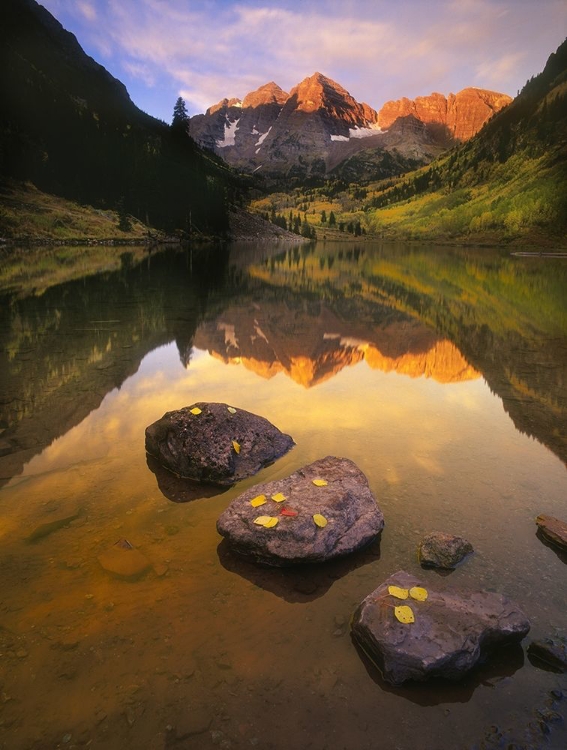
[
  {"left": 312, "top": 479, "right": 328, "bottom": 487},
  {"left": 271, "top": 492, "right": 286, "bottom": 503},
  {"left": 388, "top": 585, "right": 409, "bottom": 600},
  {"left": 190, "top": 407, "right": 202, "bottom": 415},
  {"left": 250, "top": 495, "right": 267, "bottom": 508},
  {"left": 409, "top": 586, "right": 428, "bottom": 602},
  {"left": 232, "top": 440, "right": 241, "bottom": 454},
  {"left": 313, "top": 513, "right": 328, "bottom": 528},
  {"left": 394, "top": 605, "right": 415, "bottom": 624},
  {"left": 253, "top": 516, "right": 278, "bottom": 528},
  {"left": 227, "top": 407, "right": 237, "bottom": 414}
]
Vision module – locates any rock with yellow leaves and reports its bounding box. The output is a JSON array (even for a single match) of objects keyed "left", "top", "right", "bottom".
[
  {"left": 145, "top": 402, "right": 294, "bottom": 486},
  {"left": 351, "top": 570, "right": 530, "bottom": 685},
  {"left": 217, "top": 456, "right": 384, "bottom": 566}
]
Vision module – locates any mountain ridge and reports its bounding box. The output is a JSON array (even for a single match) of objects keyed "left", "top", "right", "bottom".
[{"left": 189, "top": 72, "right": 511, "bottom": 183}]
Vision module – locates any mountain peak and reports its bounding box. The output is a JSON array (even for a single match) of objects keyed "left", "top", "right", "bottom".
[
  {"left": 242, "top": 81, "right": 289, "bottom": 109},
  {"left": 288, "top": 73, "right": 378, "bottom": 127},
  {"left": 207, "top": 97, "right": 242, "bottom": 116}
]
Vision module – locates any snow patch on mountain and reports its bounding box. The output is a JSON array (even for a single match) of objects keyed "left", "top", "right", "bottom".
[
  {"left": 255, "top": 127, "right": 272, "bottom": 147},
  {"left": 350, "top": 125, "right": 383, "bottom": 138},
  {"left": 331, "top": 125, "right": 383, "bottom": 143},
  {"left": 217, "top": 118, "right": 239, "bottom": 147}
]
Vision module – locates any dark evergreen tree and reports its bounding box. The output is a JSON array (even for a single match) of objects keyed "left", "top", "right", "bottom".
[
  {"left": 329, "top": 210, "right": 336, "bottom": 227},
  {"left": 172, "top": 96, "right": 189, "bottom": 135}
]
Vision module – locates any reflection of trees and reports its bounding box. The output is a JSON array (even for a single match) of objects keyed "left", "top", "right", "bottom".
[{"left": 0, "top": 246, "right": 227, "bottom": 485}]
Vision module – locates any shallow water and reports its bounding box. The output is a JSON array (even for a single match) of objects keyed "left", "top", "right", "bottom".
[{"left": 0, "top": 241, "right": 566, "bottom": 749}]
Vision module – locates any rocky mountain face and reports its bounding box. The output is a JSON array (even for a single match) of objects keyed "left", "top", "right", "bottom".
[
  {"left": 377, "top": 88, "right": 513, "bottom": 142},
  {"left": 189, "top": 73, "right": 512, "bottom": 182}
]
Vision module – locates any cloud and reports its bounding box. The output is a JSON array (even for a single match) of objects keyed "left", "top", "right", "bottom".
[
  {"left": 122, "top": 61, "right": 157, "bottom": 88},
  {"left": 475, "top": 52, "right": 526, "bottom": 90},
  {"left": 77, "top": 1, "right": 97, "bottom": 22},
  {"left": 39, "top": 0, "right": 567, "bottom": 119}
]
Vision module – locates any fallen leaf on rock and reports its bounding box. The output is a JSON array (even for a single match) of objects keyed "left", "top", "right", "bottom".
[
  {"left": 388, "top": 585, "right": 409, "bottom": 600},
  {"left": 313, "top": 513, "right": 328, "bottom": 528},
  {"left": 232, "top": 440, "right": 241, "bottom": 454},
  {"left": 250, "top": 495, "right": 267, "bottom": 508},
  {"left": 253, "top": 516, "right": 271, "bottom": 525},
  {"left": 227, "top": 407, "right": 237, "bottom": 414},
  {"left": 253, "top": 516, "right": 278, "bottom": 528},
  {"left": 190, "top": 407, "right": 202, "bottom": 415},
  {"left": 271, "top": 493, "right": 286, "bottom": 503},
  {"left": 312, "top": 479, "right": 328, "bottom": 487},
  {"left": 394, "top": 605, "right": 415, "bottom": 624},
  {"left": 409, "top": 586, "right": 428, "bottom": 602},
  {"left": 280, "top": 508, "right": 298, "bottom": 517}
]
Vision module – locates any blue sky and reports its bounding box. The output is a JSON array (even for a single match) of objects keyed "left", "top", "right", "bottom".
[{"left": 40, "top": 0, "right": 567, "bottom": 123}]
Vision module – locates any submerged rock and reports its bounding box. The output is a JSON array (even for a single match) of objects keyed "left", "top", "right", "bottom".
[
  {"left": 418, "top": 531, "right": 473, "bottom": 569},
  {"left": 26, "top": 509, "right": 81, "bottom": 542},
  {"left": 145, "top": 402, "right": 294, "bottom": 486},
  {"left": 351, "top": 570, "right": 530, "bottom": 686},
  {"left": 216, "top": 456, "right": 384, "bottom": 566},
  {"left": 528, "top": 635, "right": 567, "bottom": 672},
  {"left": 536, "top": 514, "right": 567, "bottom": 551},
  {"left": 98, "top": 539, "right": 151, "bottom": 579}
]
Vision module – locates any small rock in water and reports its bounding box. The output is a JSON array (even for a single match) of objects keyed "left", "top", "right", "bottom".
[
  {"left": 351, "top": 570, "right": 530, "bottom": 686},
  {"left": 145, "top": 402, "right": 294, "bottom": 486},
  {"left": 98, "top": 539, "right": 151, "bottom": 579},
  {"left": 217, "top": 456, "right": 384, "bottom": 566},
  {"left": 418, "top": 531, "right": 473, "bottom": 569},
  {"left": 528, "top": 635, "right": 567, "bottom": 672},
  {"left": 535, "top": 514, "right": 567, "bottom": 551}
]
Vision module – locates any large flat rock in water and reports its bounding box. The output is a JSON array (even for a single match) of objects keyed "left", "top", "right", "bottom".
[
  {"left": 536, "top": 514, "right": 567, "bottom": 551},
  {"left": 351, "top": 570, "right": 530, "bottom": 686},
  {"left": 145, "top": 402, "right": 294, "bottom": 486},
  {"left": 216, "top": 456, "right": 384, "bottom": 566}
]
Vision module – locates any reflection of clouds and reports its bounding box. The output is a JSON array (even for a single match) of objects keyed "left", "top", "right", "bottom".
[
  {"left": 414, "top": 455, "right": 445, "bottom": 477},
  {"left": 12, "top": 340, "right": 562, "bottom": 513}
]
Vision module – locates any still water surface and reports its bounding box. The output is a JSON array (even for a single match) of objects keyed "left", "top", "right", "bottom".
[{"left": 0, "top": 242, "right": 566, "bottom": 749}]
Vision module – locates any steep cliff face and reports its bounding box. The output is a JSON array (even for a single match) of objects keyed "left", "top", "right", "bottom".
[{"left": 378, "top": 88, "right": 513, "bottom": 143}]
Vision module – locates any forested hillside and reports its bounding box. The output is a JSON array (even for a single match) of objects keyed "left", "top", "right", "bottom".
[
  {"left": 0, "top": 0, "right": 235, "bottom": 236},
  {"left": 363, "top": 38, "right": 567, "bottom": 242}
]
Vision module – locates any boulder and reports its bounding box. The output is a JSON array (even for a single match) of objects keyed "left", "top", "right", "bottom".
[
  {"left": 418, "top": 531, "right": 473, "bottom": 569},
  {"left": 216, "top": 456, "right": 384, "bottom": 566},
  {"left": 351, "top": 570, "right": 530, "bottom": 686},
  {"left": 535, "top": 514, "right": 567, "bottom": 551},
  {"left": 145, "top": 403, "right": 294, "bottom": 486}
]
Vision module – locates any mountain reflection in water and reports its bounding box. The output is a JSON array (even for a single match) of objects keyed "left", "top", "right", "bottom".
[
  {"left": 1, "top": 241, "right": 565, "bottom": 481},
  {"left": 0, "top": 241, "right": 566, "bottom": 750}
]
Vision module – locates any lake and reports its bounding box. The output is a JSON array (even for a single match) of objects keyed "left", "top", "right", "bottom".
[{"left": 0, "top": 241, "right": 566, "bottom": 750}]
